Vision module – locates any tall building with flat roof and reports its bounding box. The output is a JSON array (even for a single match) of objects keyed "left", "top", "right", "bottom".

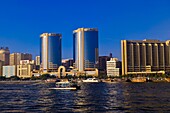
[
  {"left": 10, "top": 53, "right": 32, "bottom": 66},
  {"left": 98, "top": 53, "right": 112, "bottom": 75},
  {"left": 73, "top": 28, "right": 99, "bottom": 72},
  {"left": 0, "top": 47, "right": 10, "bottom": 65},
  {"left": 121, "top": 39, "right": 170, "bottom": 75},
  {"left": 35, "top": 56, "right": 40, "bottom": 65},
  {"left": 40, "top": 33, "right": 62, "bottom": 72}
]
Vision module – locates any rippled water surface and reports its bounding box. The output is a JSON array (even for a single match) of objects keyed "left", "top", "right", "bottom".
[{"left": 0, "top": 81, "right": 170, "bottom": 112}]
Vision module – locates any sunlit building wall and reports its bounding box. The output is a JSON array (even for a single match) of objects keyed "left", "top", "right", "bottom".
[
  {"left": 40, "top": 33, "right": 62, "bottom": 72},
  {"left": 36, "top": 56, "right": 40, "bottom": 65},
  {"left": 17, "top": 60, "right": 34, "bottom": 78},
  {"left": 0, "top": 47, "right": 10, "bottom": 65},
  {"left": 3, "top": 65, "right": 16, "bottom": 78},
  {"left": 73, "top": 28, "right": 99, "bottom": 71},
  {"left": 121, "top": 39, "right": 170, "bottom": 75},
  {"left": 107, "top": 58, "right": 121, "bottom": 77},
  {"left": 10, "top": 53, "right": 32, "bottom": 66}
]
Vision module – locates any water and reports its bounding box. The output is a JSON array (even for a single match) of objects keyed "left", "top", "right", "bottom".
[{"left": 0, "top": 81, "right": 170, "bottom": 112}]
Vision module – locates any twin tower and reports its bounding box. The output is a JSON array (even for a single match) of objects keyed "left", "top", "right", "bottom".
[{"left": 40, "top": 28, "right": 99, "bottom": 72}]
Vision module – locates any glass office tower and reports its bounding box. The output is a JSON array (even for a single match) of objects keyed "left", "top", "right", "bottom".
[
  {"left": 40, "top": 33, "right": 62, "bottom": 72},
  {"left": 73, "top": 28, "right": 99, "bottom": 71}
]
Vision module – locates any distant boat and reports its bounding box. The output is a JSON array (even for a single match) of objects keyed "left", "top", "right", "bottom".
[
  {"left": 45, "top": 78, "right": 56, "bottom": 83},
  {"left": 82, "top": 78, "right": 99, "bottom": 83},
  {"left": 131, "top": 77, "right": 146, "bottom": 83},
  {"left": 49, "top": 81, "right": 80, "bottom": 90}
]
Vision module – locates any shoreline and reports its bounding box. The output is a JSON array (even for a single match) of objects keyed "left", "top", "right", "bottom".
[{"left": 0, "top": 80, "right": 43, "bottom": 83}]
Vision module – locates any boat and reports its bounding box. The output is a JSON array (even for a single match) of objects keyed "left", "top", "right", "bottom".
[
  {"left": 146, "top": 77, "right": 153, "bottom": 82},
  {"left": 130, "top": 77, "right": 146, "bottom": 83},
  {"left": 49, "top": 80, "right": 81, "bottom": 90},
  {"left": 82, "top": 78, "right": 99, "bottom": 83},
  {"left": 45, "top": 78, "right": 56, "bottom": 83}
]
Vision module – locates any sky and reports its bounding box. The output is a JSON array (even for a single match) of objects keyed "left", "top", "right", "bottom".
[{"left": 0, "top": 0, "right": 170, "bottom": 60}]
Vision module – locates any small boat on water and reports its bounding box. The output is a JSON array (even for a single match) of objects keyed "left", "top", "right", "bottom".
[
  {"left": 49, "top": 80, "right": 81, "bottom": 90},
  {"left": 82, "top": 78, "right": 99, "bottom": 83}
]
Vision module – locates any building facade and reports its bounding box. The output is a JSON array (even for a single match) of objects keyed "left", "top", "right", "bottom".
[
  {"left": 0, "top": 60, "right": 4, "bottom": 75},
  {"left": 0, "top": 47, "right": 10, "bottom": 65},
  {"left": 17, "top": 60, "right": 34, "bottom": 78},
  {"left": 40, "top": 33, "right": 62, "bottom": 72},
  {"left": 107, "top": 58, "right": 121, "bottom": 77},
  {"left": 62, "top": 59, "right": 73, "bottom": 71},
  {"left": 3, "top": 66, "right": 16, "bottom": 78},
  {"left": 98, "top": 53, "right": 112, "bottom": 76},
  {"left": 10, "top": 53, "right": 32, "bottom": 66},
  {"left": 73, "top": 28, "right": 99, "bottom": 72},
  {"left": 121, "top": 39, "right": 170, "bottom": 75},
  {"left": 35, "top": 56, "right": 40, "bottom": 66}
]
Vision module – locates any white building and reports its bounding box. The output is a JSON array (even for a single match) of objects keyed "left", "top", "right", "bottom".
[
  {"left": 107, "top": 58, "right": 121, "bottom": 77},
  {"left": 3, "top": 65, "right": 16, "bottom": 78}
]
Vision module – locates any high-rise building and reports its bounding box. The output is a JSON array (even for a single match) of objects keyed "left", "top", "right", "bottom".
[
  {"left": 107, "top": 58, "right": 121, "bottom": 77},
  {"left": 35, "top": 56, "right": 40, "bottom": 65},
  {"left": 22, "top": 53, "right": 32, "bottom": 61},
  {"left": 0, "top": 47, "right": 10, "bottom": 65},
  {"left": 73, "top": 28, "right": 99, "bottom": 72},
  {"left": 98, "top": 53, "right": 112, "bottom": 75},
  {"left": 121, "top": 39, "right": 170, "bottom": 75},
  {"left": 10, "top": 53, "right": 32, "bottom": 66},
  {"left": 40, "top": 33, "right": 62, "bottom": 72}
]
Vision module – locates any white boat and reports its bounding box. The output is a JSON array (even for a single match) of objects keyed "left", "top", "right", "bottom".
[
  {"left": 82, "top": 78, "right": 99, "bottom": 83},
  {"left": 49, "top": 81, "right": 80, "bottom": 90}
]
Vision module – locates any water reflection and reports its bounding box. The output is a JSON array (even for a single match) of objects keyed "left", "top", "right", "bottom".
[{"left": 0, "top": 82, "right": 170, "bottom": 112}]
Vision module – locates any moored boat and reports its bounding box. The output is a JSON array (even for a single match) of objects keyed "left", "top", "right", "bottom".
[
  {"left": 82, "top": 78, "right": 99, "bottom": 83},
  {"left": 129, "top": 77, "right": 146, "bottom": 83}
]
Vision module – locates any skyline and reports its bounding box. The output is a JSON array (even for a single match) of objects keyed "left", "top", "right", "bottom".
[{"left": 0, "top": 0, "right": 170, "bottom": 59}]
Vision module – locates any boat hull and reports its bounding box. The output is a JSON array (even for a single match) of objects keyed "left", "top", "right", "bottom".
[{"left": 49, "top": 87, "right": 77, "bottom": 90}]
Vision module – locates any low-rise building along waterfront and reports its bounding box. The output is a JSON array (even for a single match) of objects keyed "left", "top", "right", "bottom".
[
  {"left": 3, "top": 65, "right": 16, "bottom": 78},
  {"left": 17, "top": 60, "right": 35, "bottom": 78},
  {"left": 121, "top": 39, "right": 170, "bottom": 75},
  {"left": 107, "top": 58, "right": 121, "bottom": 77}
]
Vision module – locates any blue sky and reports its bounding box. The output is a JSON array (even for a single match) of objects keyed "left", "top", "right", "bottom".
[{"left": 0, "top": 0, "right": 170, "bottom": 60}]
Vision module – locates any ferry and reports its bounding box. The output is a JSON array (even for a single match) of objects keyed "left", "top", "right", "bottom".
[
  {"left": 49, "top": 81, "right": 81, "bottom": 90},
  {"left": 82, "top": 78, "right": 99, "bottom": 83}
]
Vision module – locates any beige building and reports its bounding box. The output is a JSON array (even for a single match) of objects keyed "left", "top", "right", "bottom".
[
  {"left": 10, "top": 53, "right": 32, "bottom": 66},
  {"left": 35, "top": 56, "right": 40, "bottom": 65},
  {"left": 17, "top": 60, "right": 34, "bottom": 78},
  {"left": 121, "top": 39, "right": 170, "bottom": 75},
  {"left": 107, "top": 58, "right": 121, "bottom": 77},
  {"left": 0, "top": 47, "right": 10, "bottom": 65},
  {"left": 0, "top": 60, "right": 4, "bottom": 75}
]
